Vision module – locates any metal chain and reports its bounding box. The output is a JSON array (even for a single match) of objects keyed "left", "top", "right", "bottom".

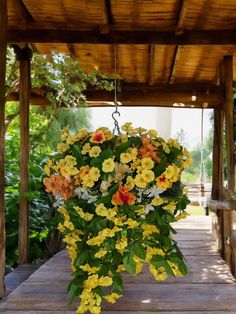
[{"left": 112, "top": 45, "right": 121, "bottom": 135}]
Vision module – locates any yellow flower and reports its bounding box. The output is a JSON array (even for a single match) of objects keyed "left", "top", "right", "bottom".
[
  {"left": 141, "top": 157, "right": 154, "bottom": 170},
  {"left": 126, "top": 176, "right": 135, "bottom": 191},
  {"left": 131, "top": 159, "right": 141, "bottom": 170},
  {"left": 165, "top": 164, "right": 180, "bottom": 182},
  {"left": 104, "top": 293, "right": 122, "bottom": 304},
  {"left": 82, "top": 175, "right": 95, "bottom": 188},
  {"left": 120, "top": 152, "right": 133, "bottom": 164},
  {"left": 44, "top": 164, "right": 50, "bottom": 176},
  {"left": 76, "top": 128, "right": 88, "bottom": 141},
  {"left": 134, "top": 174, "right": 148, "bottom": 188},
  {"left": 102, "top": 158, "right": 115, "bottom": 173},
  {"left": 60, "top": 128, "right": 69, "bottom": 141},
  {"left": 151, "top": 197, "right": 164, "bottom": 206},
  {"left": 182, "top": 147, "right": 192, "bottom": 168},
  {"left": 57, "top": 143, "right": 69, "bottom": 154},
  {"left": 57, "top": 223, "right": 65, "bottom": 233},
  {"left": 135, "top": 127, "right": 146, "bottom": 134},
  {"left": 149, "top": 265, "right": 168, "bottom": 281},
  {"left": 66, "top": 135, "right": 77, "bottom": 145},
  {"left": 74, "top": 206, "right": 94, "bottom": 221},
  {"left": 125, "top": 218, "right": 139, "bottom": 229},
  {"left": 95, "top": 249, "right": 107, "bottom": 258},
  {"left": 84, "top": 275, "right": 99, "bottom": 290},
  {"left": 89, "top": 146, "right": 102, "bottom": 158},
  {"left": 96, "top": 204, "right": 107, "bottom": 216},
  {"left": 163, "top": 201, "right": 176, "bottom": 212},
  {"left": 121, "top": 122, "right": 133, "bottom": 133},
  {"left": 168, "top": 138, "right": 181, "bottom": 150},
  {"left": 64, "top": 155, "right": 77, "bottom": 167},
  {"left": 115, "top": 237, "right": 128, "bottom": 253},
  {"left": 162, "top": 143, "right": 170, "bottom": 154},
  {"left": 142, "top": 224, "right": 160, "bottom": 237},
  {"left": 141, "top": 169, "right": 155, "bottom": 183},
  {"left": 133, "top": 256, "right": 144, "bottom": 274},
  {"left": 119, "top": 134, "right": 128, "bottom": 143},
  {"left": 98, "top": 276, "right": 113, "bottom": 287},
  {"left": 127, "top": 147, "right": 138, "bottom": 160},
  {"left": 148, "top": 129, "right": 158, "bottom": 138},
  {"left": 80, "top": 263, "right": 100, "bottom": 274},
  {"left": 89, "top": 167, "right": 100, "bottom": 181},
  {"left": 81, "top": 143, "right": 91, "bottom": 155},
  {"left": 64, "top": 220, "right": 74, "bottom": 231}
]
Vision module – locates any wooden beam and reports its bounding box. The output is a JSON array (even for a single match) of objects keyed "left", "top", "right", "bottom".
[
  {"left": 169, "top": 46, "right": 181, "bottom": 84},
  {"left": 146, "top": 45, "right": 155, "bottom": 85},
  {"left": 176, "top": 0, "right": 188, "bottom": 35},
  {"left": 7, "top": 84, "right": 224, "bottom": 108},
  {"left": 100, "top": 0, "right": 112, "bottom": 34},
  {"left": 11, "top": 0, "right": 34, "bottom": 24},
  {"left": 14, "top": 46, "right": 32, "bottom": 264},
  {"left": 7, "top": 29, "right": 236, "bottom": 45},
  {"left": 0, "top": 0, "right": 7, "bottom": 299}
]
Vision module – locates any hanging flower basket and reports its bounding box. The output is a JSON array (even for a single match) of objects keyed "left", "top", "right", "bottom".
[{"left": 43, "top": 122, "right": 192, "bottom": 314}]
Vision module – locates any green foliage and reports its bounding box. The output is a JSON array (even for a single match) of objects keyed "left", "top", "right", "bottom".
[{"left": 5, "top": 48, "right": 113, "bottom": 268}]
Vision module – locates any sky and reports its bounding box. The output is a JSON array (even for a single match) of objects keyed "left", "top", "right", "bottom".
[{"left": 89, "top": 107, "right": 213, "bottom": 149}]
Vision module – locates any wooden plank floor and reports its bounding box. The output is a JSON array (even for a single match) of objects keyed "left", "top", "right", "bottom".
[{"left": 1, "top": 216, "right": 236, "bottom": 314}]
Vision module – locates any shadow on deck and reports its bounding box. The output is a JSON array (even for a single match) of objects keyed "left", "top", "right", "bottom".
[{"left": 1, "top": 216, "right": 236, "bottom": 314}]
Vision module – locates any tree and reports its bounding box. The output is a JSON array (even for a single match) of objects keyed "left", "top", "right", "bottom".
[{"left": 5, "top": 47, "right": 114, "bottom": 267}]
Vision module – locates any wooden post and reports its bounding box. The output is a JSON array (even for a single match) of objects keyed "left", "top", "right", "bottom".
[
  {"left": 0, "top": 0, "right": 7, "bottom": 298},
  {"left": 211, "top": 107, "right": 224, "bottom": 253},
  {"left": 14, "top": 46, "right": 32, "bottom": 264},
  {"left": 222, "top": 56, "right": 234, "bottom": 266}
]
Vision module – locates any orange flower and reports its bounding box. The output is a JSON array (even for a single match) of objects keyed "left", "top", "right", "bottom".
[
  {"left": 43, "top": 175, "right": 74, "bottom": 200},
  {"left": 139, "top": 136, "right": 160, "bottom": 162},
  {"left": 90, "top": 130, "right": 106, "bottom": 144},
  {"left": 112, "top": 185, "right": 136, "bottom": 206}
]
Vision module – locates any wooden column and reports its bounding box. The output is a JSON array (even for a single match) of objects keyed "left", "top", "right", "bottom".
[
  {"left": 0, "top": 0, "right": 7, "bottom": 298},
  {"left": 211, "top": 107, "right": 224, "bottom": 253},
  {"left": 14, "top": 46, "right": 32, "bottom": 264},
  {"left": 221, "top": 56, "right": 234, "bottom": 266}
]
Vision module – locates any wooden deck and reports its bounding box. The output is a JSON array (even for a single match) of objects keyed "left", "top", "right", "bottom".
[{"left": 1, "top": 216, "right": 236, "bottom": 314}]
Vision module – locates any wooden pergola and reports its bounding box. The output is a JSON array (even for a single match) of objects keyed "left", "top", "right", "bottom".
[{"left": 1, "top": 0, "right": 236, "bottom": 298}]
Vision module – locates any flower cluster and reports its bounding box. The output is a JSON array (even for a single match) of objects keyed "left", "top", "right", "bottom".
[{"left": 43, "top": 122, "right": 192, "bottom": 314}]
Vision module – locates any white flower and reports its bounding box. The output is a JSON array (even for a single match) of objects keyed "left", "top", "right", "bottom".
[
  {"left": 114, "top": 162, "right": 131, "bottom": 182},
  {"left": 145, "top": 204, "right": 155, "bottom": 214},
  {"left": 144, "top": 186, "right": 163, "bottom": 198},
  {"left": 53, "top": 193, "right": 64, "bottom": 208},
  {"left": 74, "top": 187, "right": 98, "bottom": 203}
]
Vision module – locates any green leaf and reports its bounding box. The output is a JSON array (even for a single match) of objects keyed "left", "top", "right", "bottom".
[
  {"left": 75, "top": 251, "right": 88, "bottom": 267},
  {"left": 132, "top": 241, "right": 146, "bottom": 260},
  {"left": 150, "top": 254, "right": 175, "bottom": 277},
  {"left": 115, "top": 141, "right": 131, "bottom": 159},
  {"left": 123, "top": 251, "right": 136, "bottom": 275},
  {"left": 113, "top": 274, "right": 124, "bottom": 291},
  {"left": 100, "top": 148, "right": 113, "bottom": 160},
  {"left": 71, "top": 144, "right": 83, "bottom": 167},
  {"left": 90, "top": 157, "right": 103, "bottom": 168},
  {"left": 108, "top": 183, "right": 119, "bottom": 197},
  {"left": 88, "top": 216, "right": 106, "bottom": 233}
]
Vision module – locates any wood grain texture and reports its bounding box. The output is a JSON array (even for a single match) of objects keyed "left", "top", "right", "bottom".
[
  {"left": 18, "top": 56, "right": 31, "bottom": 264},
  {"left": 1, "top": 217, "right": 236, "bottom": 313},
  {"left": 0, "top": 0, "right": 7, "bottom": 299}
]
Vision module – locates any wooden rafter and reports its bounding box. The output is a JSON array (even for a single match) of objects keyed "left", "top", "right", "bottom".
[
  {"left": 11, "top": 0, "right": 34, "bottom": 24},
  {"left": 7, "top": 29, "right": 236, "bottom": 45},
  {"left": 100, "top": 0, "right": 112, "bottom": 34},
  {"left": 169, "top": 46, "right": 181, "bottom": 84},
  {"left": 176, "top": 0, "right": 188, "bottom": 35},
  {"left": 146, "top": 45, "right": 155, "bottom": 85}
]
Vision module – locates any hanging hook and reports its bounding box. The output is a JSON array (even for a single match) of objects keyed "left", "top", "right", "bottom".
[{"left": 112, "top": 45, "right": 121, "bottom": 135}]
